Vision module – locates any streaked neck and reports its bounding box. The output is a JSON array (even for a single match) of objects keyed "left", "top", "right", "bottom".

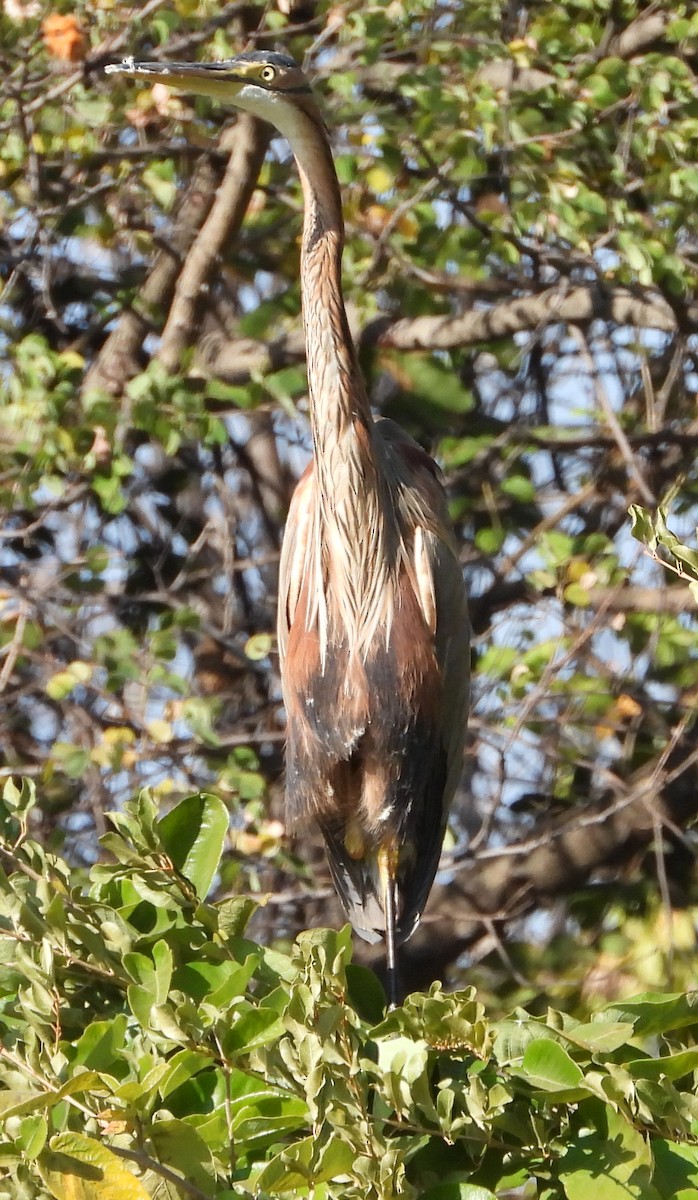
[
  {"left": 285, "top": 111, "right": 393, "bottom": 654},
  {"left": 286, "top": 113, "right": 374, "bottom": 466}
]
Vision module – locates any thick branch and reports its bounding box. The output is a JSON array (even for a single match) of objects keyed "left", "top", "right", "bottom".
[
  {"left": 588, "top": 586, "right": 696, "bottom": 614},
  {"left": 612, "top": 11, "right": 671, "bottom": 59},
  {"left": 158, "top": 115, "right": 270, "bottom": 373},
  {"left": 82, "top": 143, "right": 231, "bottom": 397},
  {"left": 201, "top": 285, "right": 695, "bottom": 382},
  {"left": 371, "top": 286, "right": 691, "bottom": 352}
]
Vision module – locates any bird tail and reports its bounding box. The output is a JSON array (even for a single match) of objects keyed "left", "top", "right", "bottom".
[{"left": 319, "top": 823, "right": 421, "bottom": 943}]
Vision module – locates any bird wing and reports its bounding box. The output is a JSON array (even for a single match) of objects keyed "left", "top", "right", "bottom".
[
  {"left": 376, "top": 418, "right": 471, "bottom": 934},
  {"left": 277, "top": 462, "right": 316, "bottom": 667},
  {"left": 311, "top": 420, "right": 470, "bottom": 943}
]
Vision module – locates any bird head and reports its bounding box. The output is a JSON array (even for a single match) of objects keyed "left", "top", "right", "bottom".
[{"left": 105, "top": 51, "right": 323, "bottom": 141}]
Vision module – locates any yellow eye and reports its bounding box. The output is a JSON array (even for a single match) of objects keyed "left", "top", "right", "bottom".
[{"left": 260, "top": 65, "right": 276, "bottom": 82}]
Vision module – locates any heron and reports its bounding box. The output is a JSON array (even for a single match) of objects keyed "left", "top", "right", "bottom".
[{"left": 105, "top": 51, "right": 470, "bottom": 1006}]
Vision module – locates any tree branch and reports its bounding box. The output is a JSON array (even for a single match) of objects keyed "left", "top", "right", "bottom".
[
  {"left": 201, "top": 285, "right": 695, "bottom": 382},
  {"left": 587, "top": 585, "right": 696, "bottom": 614},
  {"left": 82, "top": 144, "right": 230, "bottom": 397},
  {"left": 158, "top": 115, "right": 270, "bottom": 372},
  {"left": 371, "top": 286, "right": 692, "bottom": 352}
]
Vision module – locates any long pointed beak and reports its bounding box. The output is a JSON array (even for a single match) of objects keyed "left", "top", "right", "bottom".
[{"left": 105, "top": 58, "right": 247, "bottom": 100}]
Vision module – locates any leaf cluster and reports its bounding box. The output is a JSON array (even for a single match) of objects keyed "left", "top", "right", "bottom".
[{"left": 1, "top": 781, "right": 698, "bottom": 1199}]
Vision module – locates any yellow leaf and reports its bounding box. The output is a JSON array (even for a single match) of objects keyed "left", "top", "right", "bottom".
[
  {"left": 45, "top": 672, "right": 77, "bottom": 701},
  {"left": 147, "top": 719, "right": 173, "bottom": 745},
  {"left": 90, "top": 746, "right": 111, "bottom": 767},
  {"left": 68, "top": 661, "right": 92, "bottom": 684},
  {"left": 58, "top": 351, "right": 85, "bottom": 371},
  {"left": 102, "top": 727, "right": 136, "bottom": 746},
  {"left": 45, "top": 661, "right": 93, "bottom": 700},
  {"left": 244, "top": 634, "right": 273, "bottom": 662},
  {"left": 231, "top": 830, "right": 265, "bottom": 855},
  {"left": 152, "top": 777, "right": 177, "bottom": 797},
  {"left": 364, "top": 204, "right": 390, "bottom": 235},
  {"left": 614, "top": 693, "right": 642, "bottom": 721},
  {"left": 366, "top": 165, "right": 393, "bottom": 194},
  {"left": 565, "top": 558, "right": 589, "bottom": 583},
  {"left": 397, "top": 212, "right": 419, "bottom": 238},
  {"left": 39, "top": 1132, "right": 151, "bottom": 1200}
]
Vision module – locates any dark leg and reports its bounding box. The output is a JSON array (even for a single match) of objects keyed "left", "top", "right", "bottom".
[
  {"left": 383, "top": 871, "right": 401, "bottom": 1009},
  {"left": 378, "top": 844, "right": 402, "bottom": 1008}
]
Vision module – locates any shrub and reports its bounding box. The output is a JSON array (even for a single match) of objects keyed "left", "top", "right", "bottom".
[{"left": 1, "top": 779, "right": 697, "bottom": 1199}]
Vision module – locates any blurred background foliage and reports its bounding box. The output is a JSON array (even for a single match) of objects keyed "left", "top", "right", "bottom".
[{"left": 0, "top": 0, "right": 697, "bottom": 1008}]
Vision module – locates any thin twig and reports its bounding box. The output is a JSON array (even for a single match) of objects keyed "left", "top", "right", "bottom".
[{"left": 570, "top": 327, "right": 655, "bottom": 505}]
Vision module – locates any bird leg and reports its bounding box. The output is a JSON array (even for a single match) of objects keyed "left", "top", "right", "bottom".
[{"left": 378, "top": 843, "right": 401, "bottom": 1009}]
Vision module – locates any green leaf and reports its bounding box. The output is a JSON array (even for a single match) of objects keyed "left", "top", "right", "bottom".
[
  {"left": 346, "top": 963, "right": 386, "bottom": 1023},
  {"left": 0, "top": 1074, "right": 103, "bottom": 1121},
  {"left": 143, "top": 162, "right": 177, "bottom": 210},
  {"left": 561, "top": 1021, "right": 634, "bottom": 1053},
  {"left": 233, "top": 1096, "right": 309, "bottom": 1154},
  {"left": 73, "top": 95, "right": 112, "bottom": 127},
  {"left": 500, "top": 474, "right": 536, "bottom": 503},
  {"left": 127, "top": 980, "right": 157, "bottom": 1028},
  {"left": 148, "top": 1119, "right": 215, "bottom": 1192},
  {"left": 597, "top": 991, "right": 698, "bottom": 1036},
  {"left": 652, "top": 1140, "right": 698, "bottom": 1199},
  {"left": 221, "top": 1005, "right": 284, "bottom": 1056},
  {"left": 157, "top": 792, "right": 229, "bottom": 899},
  {"left": 624, "top": 1047, "right": 698, "bottom": 1081},
  {"left": 494, "top": 1015, "right": 560, "bottom": 1063},
  {"left": 517, "top": 1038, "right": 585, "bottom": 1091},
  {"left": 628, "top": 503, "right": 656, "bottom": 551},
  {"left": 71, "top": 1015, "right": 128, "bottom": 1070},
  {"left": 253, "top": 1133, "right": 356, "bottom": 1194},
  {"left": 0, "top": 1090, "right": 44, "bottom": 1120},
  {"left": 2, "top": 775, "right": 36, "bottom": 819},
  {"left": 157, "top": 1049, "right": 212, "bottom": 1100},
  {"left": 19, "top": 1115, "right": 48, "bottom": 1159},
  {"left": 556, "top": 1103, "right": 660, "bottom": 1200},
  {"left": 244, "top": 633, "right": 273, "bottom": 661},
  {"left": 216, "top": 896, "right": 258, "bottom": 940},
  {"left": 419, "top": 1185, "right": 497, "bottom": 1200},
  {"left": 152, "top": 939, "right": 173, "bottom": 1004}
]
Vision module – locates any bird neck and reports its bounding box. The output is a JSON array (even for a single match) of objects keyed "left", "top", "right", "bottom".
[
  {"left": 287, "top": 112, "right": 394, "bottom": 656},
  {"left": 287, "top": 114, "right": 375, "bottom": 474}
]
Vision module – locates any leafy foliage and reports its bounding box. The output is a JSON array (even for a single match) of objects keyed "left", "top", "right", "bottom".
[
  {"left": 630, "top": 503, "right": 698, "bottom": 603},
  {"left": 2, "top": 780, "right": 698, "bottom": 1199}
]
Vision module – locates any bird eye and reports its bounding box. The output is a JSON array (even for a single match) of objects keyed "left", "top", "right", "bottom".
[{"left": 260, "top": 65, "right": 276, "bottom": 82}]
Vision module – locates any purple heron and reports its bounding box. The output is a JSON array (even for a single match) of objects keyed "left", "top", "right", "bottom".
[{"left": 106, "top": 52, "right": 471, "bottom": 1005}]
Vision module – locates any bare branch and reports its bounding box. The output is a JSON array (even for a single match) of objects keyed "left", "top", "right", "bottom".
[
  {"left": 570, "top": 327, "right": 655, "bottom": 505},
  {"left": 158, "top": 115, "right": 270, "bottom": 372},
  {"left": 82, "top": 145, "right": 231, "bottom": 396},
  {"left": 587, "top": 586, "right": 696, "bottom": 614},
  {"left": 372, "top": 286, "right": 691, "bottom": 352},
  {"left": 202, "top": 285, "right": 695, "bottom": 382},
  {"left": 612, "top": 11, "right": 671, "bottom": 58}
]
